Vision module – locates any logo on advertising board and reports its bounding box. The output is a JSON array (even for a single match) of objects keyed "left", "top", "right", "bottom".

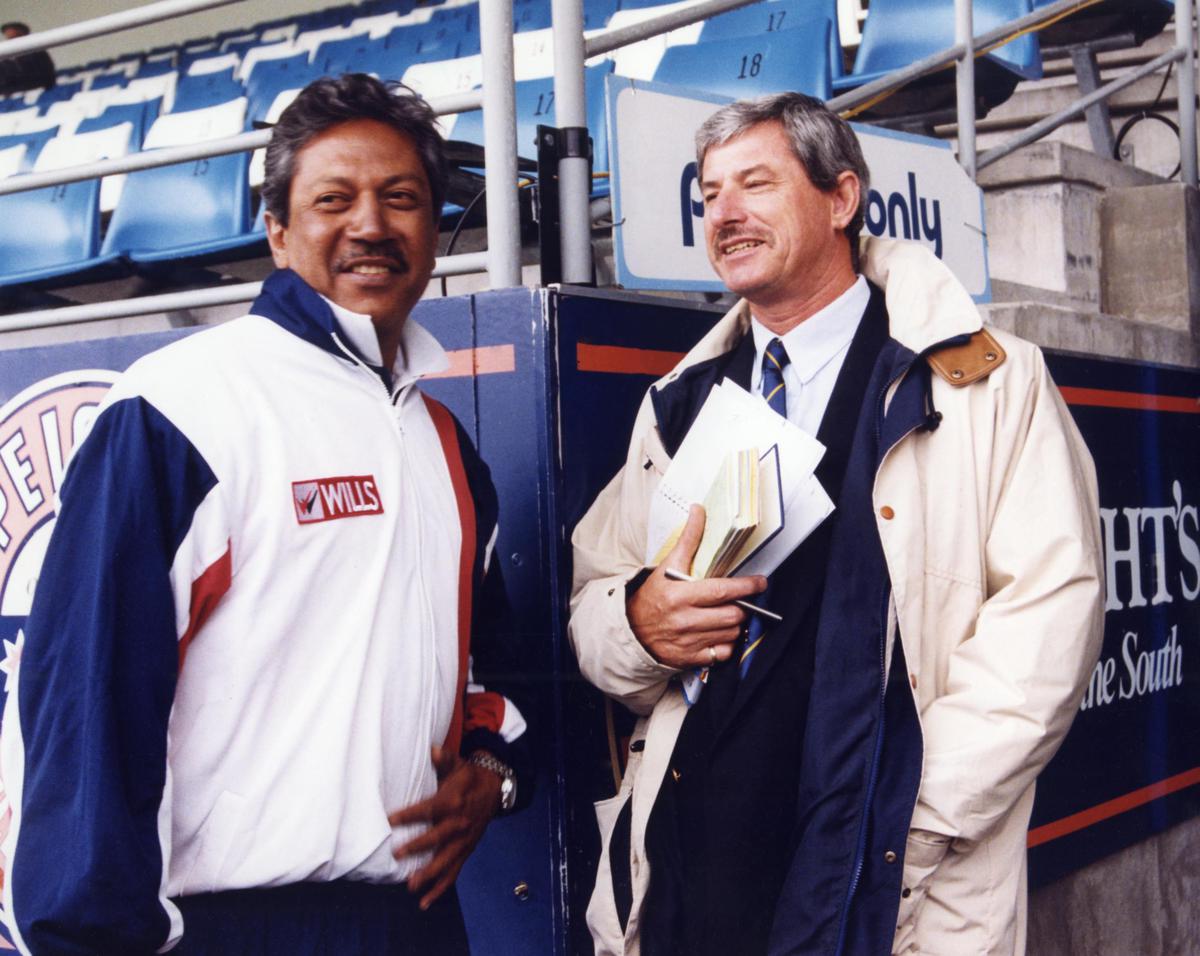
[
  {"left": 0, "top": 369, "right": 118, "bottom": 949},
  {"left": 292, "top": 475, "right": 383, "bottom": 524}
]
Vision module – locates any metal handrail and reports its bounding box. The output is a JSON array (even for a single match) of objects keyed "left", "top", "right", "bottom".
[
  {"left": 0, "top": 0, "right": 245, "bottom": 59},
  {"left": 829, "top": 0, "right": 1103, "bottom": 114},
  {"left": 584, "top": 0, "right": 763, "bottom": 58},
  {"left": 978, "top": 46, "right": 1189, "bottom": 169}
]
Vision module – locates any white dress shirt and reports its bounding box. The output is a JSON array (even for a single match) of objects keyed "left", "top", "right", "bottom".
[{"left": 749, "top": 275, "right": 870, "bottom": 436}]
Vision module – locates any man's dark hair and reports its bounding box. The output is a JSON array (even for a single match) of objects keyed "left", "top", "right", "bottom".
[
  {"left": 1, "top": 22, "right": 31, "bottom": 36},
  {"left": 261, "top": 73, "right": 447, "bottom": 226},
  {"left": 696, "top": 92, "right": 871, "bottom": 271}
]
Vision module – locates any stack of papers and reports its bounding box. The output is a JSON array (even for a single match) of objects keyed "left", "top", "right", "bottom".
[{"left": 646, "top": 380, "right": 835, "bottom": 579}]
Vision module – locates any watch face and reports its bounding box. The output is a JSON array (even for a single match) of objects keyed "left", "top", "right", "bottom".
[{"left": 500, "top": 775, "right": 516, "bottom": 812}]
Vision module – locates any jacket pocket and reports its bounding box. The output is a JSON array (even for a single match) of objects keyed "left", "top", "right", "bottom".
[
  {"left": 587, "top": 791, "right": 634, "bottom": 956},
  {"left": 892, "top": 828, "right": 950, "bottom": 954}
]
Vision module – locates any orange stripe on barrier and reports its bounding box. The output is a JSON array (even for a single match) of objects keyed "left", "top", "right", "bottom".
[
  {"left": 426, "top": 344, "right": 517, "bottom": 379},
  {"left": 1027, "top": 766, "right": 1200, "bottom": 848},
  {"left": 1059, "top": 386, "right": 1200, "bottom": 414},
  {"left": 577, "top": 343, "right": 687, "bottom": 377}
]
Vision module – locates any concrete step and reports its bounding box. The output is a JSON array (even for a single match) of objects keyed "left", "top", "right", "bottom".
[{"left": 934, "top": 17, "right": 1194, "bottom": 181}]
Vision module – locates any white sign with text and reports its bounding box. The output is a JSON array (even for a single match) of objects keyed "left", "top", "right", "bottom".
[{"left": 606, "top": 75, "right": 990, "bottom": 300}]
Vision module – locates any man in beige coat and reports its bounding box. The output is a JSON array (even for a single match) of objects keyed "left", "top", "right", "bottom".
[{"left": 569, "top": 92, "right": 1104, "bottom": 956}]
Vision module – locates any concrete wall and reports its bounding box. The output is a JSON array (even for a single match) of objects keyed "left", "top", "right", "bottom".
[
  {"left": 1028, "top": 817, "right": 1200, "bottom": 955},
  {"left": 4, "top": 0, "right": 336, "bottom": 68}
]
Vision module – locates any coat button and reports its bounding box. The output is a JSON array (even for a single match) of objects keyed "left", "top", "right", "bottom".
[
  {"left": 884, "top": 850, "right": 898, "bottom": 864},
  {"left": 880, "top": 506, "right": 895, "bottom": 520},
  {"left": 671, "top": 768, "right": 682, "bottom": 783},
  {"left": 910, "top": 673, "right": 918, "bottom": 690},
  {"left": 901, "top": 888, "right": 912, "bottom": 898}
]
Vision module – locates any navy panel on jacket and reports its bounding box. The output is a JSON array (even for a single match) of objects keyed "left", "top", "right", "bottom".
[{"left": 12, "top": 396, "right": 217, "bottom": 954}]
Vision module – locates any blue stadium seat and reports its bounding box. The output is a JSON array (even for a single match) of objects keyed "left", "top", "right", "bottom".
[
  {"left": 653, "top": 22, "right": 834, "bottom": 102},
  {"left": 583, "top": 0, "right": 619, "bottom": 29},
  {"left": 100, "top": 151, "right": 255, "bottom": 264},
  {"left": 356, "top": 0, "right": 416, "bottom": 14},
  {"left": 836, "top": 0, "right": 1041, "bottom": 115},
  {"left": 0, "top": 178, "right": 123, "bottom": 288},
  {"left": 0, "top": 123, "right": 143, "bottom": 287},
  {"left": 76, "top": 97, "right": 163, "bottom": 149},
  {"left": 697, "top": 0, "right": 844, "bottom": 84},
  {"left": 0, "top": 127, "right": 60, "bottom": 172},
  {"left": 450, "top": 62, "right": 614, "bottom": 188},
  {"left": 138, "top": 54, "right": 178, "bottom": 77},
  {"left": 616, "top": 0, "right": 679, "bottom": 9},
  {"left": 221, "top": 36, "right": 261, "bottom": 59},
  {"left": 35, "top": 81, "right": 85, "bottom": 107},
  {"left": 89, "top": 72, "right": 128, "bottom": 92},
  {"left": 313, "top": 33, "right": 400, "bottom": 78},
  {"left": 514, "top": 0, "right": 553, "bottom": 32},
  {"left": 100, "top": 99, "right": 260, "bottom": 266},
  {"left": 299, "top": 4, "right": 359, "bottom": 31},
  {"left": 172, "top": 68, "right": 245, "bottom": 114},
  {"left": 424, "top": 5, "right": 482, "bottom": 55},
  {"left": 244, "top": 54, "right": 319, "bottom": 125}
]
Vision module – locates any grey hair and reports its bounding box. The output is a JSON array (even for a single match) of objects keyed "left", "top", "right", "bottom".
[
  {"left": 261, "top": 73, "right": 447, "bottom": 226},
  {"left": 695, "top": 92, "right": 870, "bottom": 270}
]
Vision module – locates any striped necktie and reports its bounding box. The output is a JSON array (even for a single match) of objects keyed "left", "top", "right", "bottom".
[
  {"left": 741, "top": 337, "right": 790, "bottom": 677},
  {"left": 761, "top": 337, "right": 789, "bottom": 418}
]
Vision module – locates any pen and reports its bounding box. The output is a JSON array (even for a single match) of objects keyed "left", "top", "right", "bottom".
[{"left": 662, "top": 567, "right": 784, "bottom": 623}]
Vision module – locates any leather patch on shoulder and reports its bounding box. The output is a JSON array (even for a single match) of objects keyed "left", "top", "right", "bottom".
[{"left": 927, "top": 329, "right": 1006, "bottom": 387}]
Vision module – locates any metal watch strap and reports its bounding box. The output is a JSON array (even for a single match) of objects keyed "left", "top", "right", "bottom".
[{"left": 469, "top": 750, "right": 516, "bottom": 813}]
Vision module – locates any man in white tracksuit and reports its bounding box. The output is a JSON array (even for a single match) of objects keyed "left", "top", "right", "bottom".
[{"left": 3, "top": 75, "right": 531, "bottom": 955}]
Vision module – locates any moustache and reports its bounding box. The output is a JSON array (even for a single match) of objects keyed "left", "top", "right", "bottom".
[
  {"left": 713, "top": 228, "right": 767, "bottom": 247},
  {"left": 335, "top": 242, "right": 409, "bottom": 273}
]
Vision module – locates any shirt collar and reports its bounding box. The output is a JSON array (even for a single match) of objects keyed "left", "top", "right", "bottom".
[
  {"left": 322, "top": 294, "right": 450, "bottom": 389},
  {"left": 750, "top": 275, "right": 869, "bottom": 385}
]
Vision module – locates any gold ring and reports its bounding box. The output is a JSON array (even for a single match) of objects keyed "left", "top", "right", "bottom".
[{"left": 708, "top": 645, "right": 717, "bottom": 666}]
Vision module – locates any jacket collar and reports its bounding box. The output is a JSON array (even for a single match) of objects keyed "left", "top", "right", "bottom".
[{"left": 249, "top": 268, "right": 449, "bottom": 388}]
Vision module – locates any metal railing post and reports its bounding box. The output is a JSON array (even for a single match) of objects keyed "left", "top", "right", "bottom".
[
  {"left": 553, "top": 0, "right": 593, "bottom": 284},
  {"left": 956, "top": 0, "right": 978, "bottom": 178},
  {"left": 1178, "top": 0, "right": 1198, "bottom": 187},
  {"left": 478, "top": 0, "right": 522, "bottom": 288}
]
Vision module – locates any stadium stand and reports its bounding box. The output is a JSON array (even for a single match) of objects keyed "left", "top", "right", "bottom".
[
  {"left": 448, "top": 61, "right": 615, "bottom": 172},
  {"left": 0, "top": 127, "right": 60, "bottom": 172},
  {"left": 0, "top": 0, "right": 1189, "bottom": 297},
  {"left": 696, "top": 0, "right": 846, "bottom": 83},
  {"left": 99, "top": 97, "right": 257, "bottom": 267},
  {"left": 654, "top": 18, "right": 835, "bottom": 100},
  {"left": 836, "top": 0, "right": 1043, "bottom": 121}
]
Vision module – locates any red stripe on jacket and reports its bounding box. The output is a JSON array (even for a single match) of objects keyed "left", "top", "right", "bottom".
[
  {"left": 422, "top": 394, "right": 477, "bottom": 754},
  {"left": 178, "top": 542, "right": 232, "bottom": 670}
]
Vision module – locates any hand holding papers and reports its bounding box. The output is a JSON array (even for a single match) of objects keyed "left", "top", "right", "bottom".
[{"left": 646, "top": 379, "right": 835, "bottom": 580}]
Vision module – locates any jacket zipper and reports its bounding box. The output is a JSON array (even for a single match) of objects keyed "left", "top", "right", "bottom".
[
  {"left": 328, "top": 332, "right": 442, "bottom": 811},
  {"left": 834, "top": 334, "right": 965, "bottom": 950},
  {"left": 832, "top": 360, "right": 911, "bottom": 953}
]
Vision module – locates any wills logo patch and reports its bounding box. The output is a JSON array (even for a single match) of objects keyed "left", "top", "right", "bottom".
[{"left": 292, "top": 475, "right": 383, "bottom": 524}]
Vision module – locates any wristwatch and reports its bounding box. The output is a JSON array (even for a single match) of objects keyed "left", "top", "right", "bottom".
[{"left": 469, "top": 750, "right": 517, "bottom": 814}]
